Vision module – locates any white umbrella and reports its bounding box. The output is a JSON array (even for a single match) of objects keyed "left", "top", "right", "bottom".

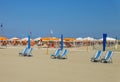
[
  {"left": 8, "top": 37, "right": 20, "bottom": 41},
  {"left": 21, "top": 37, "right": 32, "bottom": 41},
  {"left": 99, "top": 37, "right": 116, "bottom": 41},
  {"left": 83, "top": 37, "right": 95, "bottom": 41},
  {"left": 76, "top": 37, "right": 83, "bottom": 41},
  {"left": 34, "top": 37, "right": 41, "bottom": 41},
  {"left": 107, "top": 37, "right": 116, "bottom": 41}
]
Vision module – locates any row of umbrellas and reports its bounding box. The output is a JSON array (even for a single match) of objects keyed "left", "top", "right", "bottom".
[
  {"left": 0, "top": 36, "right": 117, "bottom": 42},
  {"left": 76, "top": 37, "right": 116, "bottom": 41}
]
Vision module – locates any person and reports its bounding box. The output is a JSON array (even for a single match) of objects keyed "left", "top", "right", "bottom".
[
  {"left": 1, "top": 41, "right": 7, "bottom": 48},
  {"left": 37, "top": 39, "right": 42, "bottom": 48}
]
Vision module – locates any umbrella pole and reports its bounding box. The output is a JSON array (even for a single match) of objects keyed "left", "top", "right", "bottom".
[{"left": 86, "top": 39, "right": 88, "bottom": 51}]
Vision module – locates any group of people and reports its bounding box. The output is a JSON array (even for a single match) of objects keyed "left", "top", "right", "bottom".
[{"left": 0, "top": 40, "right": 35, "bottom": 47}]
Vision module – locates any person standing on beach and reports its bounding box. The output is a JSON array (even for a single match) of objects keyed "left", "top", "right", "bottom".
[{"left": 37, "top": 39, "right": 42, "bottom": 48}]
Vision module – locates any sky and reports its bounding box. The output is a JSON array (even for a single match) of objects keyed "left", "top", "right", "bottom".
[{"left": 0, "top": 0, "right": 120, "bottom": 39}]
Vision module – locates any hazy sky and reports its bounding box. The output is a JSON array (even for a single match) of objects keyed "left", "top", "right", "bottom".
[{"left": 0, "top": 0, "right": 120, "bottom": 38}]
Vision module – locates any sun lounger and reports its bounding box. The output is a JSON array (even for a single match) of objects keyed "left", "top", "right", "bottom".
[
  {"left": 51, "top": 49, "right": 61, "bottom": 59},
  {"left": 101, "top": 51, "right": 113, "bottom": 63},
  {"left": 19, "top": 48, "right": 33, "bottom": 57},
  {"left": 27, "top": 48, "right": 33, "bottom": 57},
  {"left": 19, "top": 48, "right": 28, "bottom": 56},
  {"left": 91, "top": 50, "right": 102, "bottom": 62},
  {"left": 58, "top": 49, "right": 68, "bottom": 59}
]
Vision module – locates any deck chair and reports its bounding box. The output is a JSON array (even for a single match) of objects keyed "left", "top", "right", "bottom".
[
  {"left": 19, "top": 48, "right": 28, "bottom": 56},
  {"left": 58, "top": 49, "right": 68, "bottom": 59},
  {"left": 91, "top": 50, "right": 102, "bottom": 62},
  {"left": 51, "top": 49, "right": 61, "bottom": 59},
  {"left": 101, "top": 51, "right": 113, "bottom": 63},
  {"left": 27, "top": 48, "right": 33, "bottom": 57}
]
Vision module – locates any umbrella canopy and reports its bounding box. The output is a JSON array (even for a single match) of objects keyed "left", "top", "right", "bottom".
[
  {"left": 83, "top": 37, "right": 95, "bottom": 41},
  {"left": 41, "top": 37, "right": 59, "bottom": 41},
  {"left": 34, "top": 37, "right": 41, "bottom": 41},
  {"left": 76, "top": 37, "right": 83, "bottom": 41},
  {"left": 21, "top": 37, "right": 32, "bottom": 41},
  {"left": 99, "top": 37, "right": 116, "bottom": 41},
  {"left": 64, "top": 38, "right": 76, "bottom": 42},
  {"left": 8, "top": 37, "right": 20, "bottom": 41},
  {"left": 0, "top": 36, "right": 8, "bottom": 41}
]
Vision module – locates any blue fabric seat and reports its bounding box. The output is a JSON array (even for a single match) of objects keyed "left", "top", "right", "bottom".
[
  {"left": 91, "top": 50, "right": 102, "bottom": 62},
  {"left": 101, "top": 51, "right": 113, "bottom": 63}
]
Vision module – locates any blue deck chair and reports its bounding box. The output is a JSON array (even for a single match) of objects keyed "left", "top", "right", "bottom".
[
  {"left": 101, "top": 51, "right": 113, "bottom": 63},
  {"left": 19, "top": 48, "right": 28, "bottom": 56},
  {"left": 58, "top": 49, "right": 68, "bottom": 59},
  {"left": 51, "top": 49, "right": 61, "bottom": 59},
  {"left": 27, "top": 48, "right": 33, "bottom": 57},
  {"left": 91, "top": 50, "right": 102, "bottom": 62}
]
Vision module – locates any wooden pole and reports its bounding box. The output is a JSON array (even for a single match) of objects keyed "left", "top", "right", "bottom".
[
  {"left": 46, "top": 41, "right": 49, "bottom": 55},
  {"left": 86, "top": 39, "right": 88, "bottom": 51}
]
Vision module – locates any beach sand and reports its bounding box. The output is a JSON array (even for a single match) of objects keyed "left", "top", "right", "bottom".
[{"left": 0, "top": 46, "right": 120, "bottom": 82}]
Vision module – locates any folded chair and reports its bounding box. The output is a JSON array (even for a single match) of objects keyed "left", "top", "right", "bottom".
[
  {"left": 101, "top": 51, "right": 113, "bottom": 63},
  {"left": 91, "top": 50, "right": 102, "bottom": 62},
  {"left": 58, "top": 49, "right": 68, "bottom": 59},
  {"left": 51, "top": 49, "right": 61, "bottom": 59}
]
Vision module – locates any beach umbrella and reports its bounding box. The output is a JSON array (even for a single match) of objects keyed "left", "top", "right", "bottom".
[
  {"left": 76, "top": 37, "right": 83, "bottom": 41},
  {"left": 107, "top": 37, "right": 116, "bottom": 41},
  {"left": 99, "top": 37, "right": 116, "bottom": 41},
  {"left": 0, "top": 36, "right": 8, "bottom": 41},
  {"left": 103, "top": 34, "right": 107, "bottom": 51},
  {"left": 34, "top": 37, "right": 41, "bottom": 41},
  {"left": 41, "top": 37, "right": 50, "bottom": 41},
  {"left": 60, "top": 34, "right": 64, "bottom": 50},
  {"left": 21, "top": 37, "right": 32, "bottom": 41},
  {"left": 8, "top": 37, "right": 20, "bottom": 41},
  {"left": 64, "top": 38, "right": 76, "bottom": 42},
  {"left": 28, "top": 35, "right": 31, "bottom": 49},
  {"left": 83, "top": 37, "right": 95, "bottom": 41},
  {"left": 41, "top": 37, "right": 59, "bottom": 41},
  {"left": 51, "top": 37, "right": 59, "bottom": 41}
]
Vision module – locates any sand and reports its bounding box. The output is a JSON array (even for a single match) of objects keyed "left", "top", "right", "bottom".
[{"left": 0, "top": 46, "right": 120, "bottom": 82}]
